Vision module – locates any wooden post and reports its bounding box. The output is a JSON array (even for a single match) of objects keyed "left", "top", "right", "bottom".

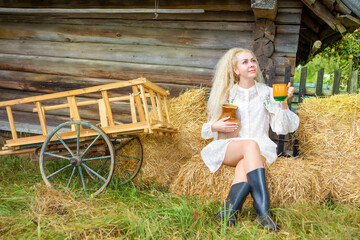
[
  {"left": 98, "top": 99, "right": 108, "bottom": 127},
  {"left": 347, "top": 58, "right": 353, "bottom": 93},
  {"left": 101, "top": 90, "right": 115, "bottom": 127},
  {"left": 148, "top": 89, "right": 158, "bottom": 121},
  {"left": 132, "top": 86, "right": 146, "bottom": 122},
  {"left": 349, "top": 70, "right": 359, "bottom": 94},
  {"left": 67, "top": 96, "right": 82, "bottom": 131},
  {"left": 162, "top": 96, "right": 171, "bottom": 123},
  {"left": 129, "top": 95, "right": 137, "bottom": 123},
  {"left": 35, "top": 101, "right": 48, "bottom": 136},
  {"left": 333, "top": 69, "right": 341, "bottom": 95},
  {"left": 139, "top": 85, "right": 152, "bottom": 132},
  {"left": 316, "top": 68, "right": 324, "bottom": 96},
  {"left": 156, "top": 94, "right": 164, "bottom": 122},
  {"left": 298, "top": 67, "right": 307, "bottom": 103},
  {"left": 5, "top": 106, "right": 18, "bottom": 140}
]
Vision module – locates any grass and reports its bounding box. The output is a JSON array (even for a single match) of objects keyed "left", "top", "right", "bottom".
[{"left": 1, "top": 155, "right": 359, "bottom": 239}]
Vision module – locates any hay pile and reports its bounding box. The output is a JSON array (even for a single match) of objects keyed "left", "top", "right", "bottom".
[
  {"left": 139, "top": 88, "right": 211, "bottom": 187},
  {"left": 140, "top": 89, "right": 360, "bottom": 205},
  {"left": 295, "top": 94, "right": 360, "bottom": 204}
]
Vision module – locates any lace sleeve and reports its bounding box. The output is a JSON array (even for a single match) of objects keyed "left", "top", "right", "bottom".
[
  {"left": 269, "top": 108, "right": 300, "bottom": 135},
  {"left": 201, "top": 122, "right": 218, "bottom": 140}
]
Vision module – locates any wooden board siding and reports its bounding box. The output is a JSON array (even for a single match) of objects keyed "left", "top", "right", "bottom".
[{"left": 0, "top": 0, "right": 301, "bottom": 134}]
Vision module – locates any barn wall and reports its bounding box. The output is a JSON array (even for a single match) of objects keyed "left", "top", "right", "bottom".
[{"left": 0, "top": 0, "right": 302, "bottom": 133}]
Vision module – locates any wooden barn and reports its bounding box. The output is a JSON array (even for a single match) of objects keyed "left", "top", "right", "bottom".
[{"left": 0, "top": 0, "right": 359, "bottom": 134}]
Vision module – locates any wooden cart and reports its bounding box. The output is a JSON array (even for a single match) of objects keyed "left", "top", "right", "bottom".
[{"left": 0, "top": 77, "right": 177, "bottom": 196}]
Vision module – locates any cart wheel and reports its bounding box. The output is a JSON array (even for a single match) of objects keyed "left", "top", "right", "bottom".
[
  {"left": 112, "top": 135, "right": 143, "bottom": 185},
  {"left": 39, "top": 121, "right": 115, "bottom": 196}
]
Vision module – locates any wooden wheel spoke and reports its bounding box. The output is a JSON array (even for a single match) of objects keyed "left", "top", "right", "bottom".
[
  {"left": 115, "top": 159, "right": 132, "bottom": 178},
  {"left": 47, "top": 164, "right": 72, "bottom": 179},
  {"left": 76, "top": 124, "right": 80, "bottom": 155},
  {"left": 81, "top": 134, "right": 102, "bottom": 158},
  {"left": 77, "top": 166, "right": 87, "bottom": 194},
  {"left": 81, "top": 163, "right": 107, "bottom": 182},
  {"left": 44, "top": 151, "right": 71, "bottom": 160},
  {"left": 82, "top": 155, "right": 111, "bottom": 162},
  {"left": 66, "top": 166, "right": 77, "bottom": 190},
  {"left": 116, "top": 154, "right": 140, "bottom": 161},
  {"left": 55, "top": 133, "right": 75, "bottom": 158},
  {"left": 114, "top": 137, "right": 135, "bottom": 152}
]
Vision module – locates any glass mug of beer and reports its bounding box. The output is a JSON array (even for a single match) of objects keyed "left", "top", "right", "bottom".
[{"left": 272, "top": 83, "right": 288, "bottom": 102}]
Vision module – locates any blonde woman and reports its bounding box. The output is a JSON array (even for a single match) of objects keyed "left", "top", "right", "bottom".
[{"left": 201, "top": 48, "right": 299, "bottom": 230}]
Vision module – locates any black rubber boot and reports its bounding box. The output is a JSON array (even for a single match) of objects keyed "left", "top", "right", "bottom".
[
  {"left": 215, "top": 182, "right": 250, "bottom": 226},
  {"left": 247, "top": 168, "right": 279, "bottom": 231}
]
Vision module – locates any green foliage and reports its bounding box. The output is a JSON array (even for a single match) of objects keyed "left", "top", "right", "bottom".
[
  {"left": 1, "top": 155, "right": 360, "bottom": 239},
  {"left": 295, "top": 28, "right": 360, "bottom": 90}
]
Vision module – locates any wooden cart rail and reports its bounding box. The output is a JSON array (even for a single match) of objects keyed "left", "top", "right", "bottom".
[{"left": 0, "top": 77, "right": 177, "bottom": 152}]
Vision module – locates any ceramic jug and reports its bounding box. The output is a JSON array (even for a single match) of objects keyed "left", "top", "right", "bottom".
[{"left": 217, "top": 104, "right": 241, "bottom": 139}]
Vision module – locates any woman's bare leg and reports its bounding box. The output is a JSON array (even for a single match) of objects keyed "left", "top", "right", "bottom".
[{"left": 223, "top": 140, "right": 265, "bottom": 184}]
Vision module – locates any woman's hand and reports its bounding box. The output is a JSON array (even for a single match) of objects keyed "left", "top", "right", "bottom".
[
  {"left": 211, "top": 116, "right": 239, "bottom": 132},
  {"left": 287, "top": 82, "right": 294, "bottom": 99},
  {"left": 281, "top": 82, "right": 294, "bottom": 110}
]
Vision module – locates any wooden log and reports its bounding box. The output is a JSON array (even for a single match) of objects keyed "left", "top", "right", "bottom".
[
  {"left": 274, "top": 33, "right": 299, "bottom": 53},
  {"left": 0, "top": 53, "right": 213, "bottom": 86},
  {"left": 334, "top": 0, "right": 352, "bottom": 15},
  {"left": 0, "top": 39, "right": 226, "bottom": 69},
  {"left": 0, "top": 22, "right": 253, "bottom": 50},
  {"left": 301, "top": 0, "right": 346, "bottom": 33},
  {"left": 0, "top": 70, "right": 195, "bottom": 97},
  {"left": 254, "top": 19, "right": 276, "bottom": 41},
  {"left": 0, "top": 1, "right": 253, "bottom": 12},
  {"left": 253, "top": 38, "right": 274, "bottom": 57},
  {"left": 251, "top": 0, "right": 278, "bottom": 20}
]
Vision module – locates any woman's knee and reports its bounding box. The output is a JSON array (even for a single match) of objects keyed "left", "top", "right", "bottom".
[{"left": 243, "top": 140, "right": 260, "bottom": 152}]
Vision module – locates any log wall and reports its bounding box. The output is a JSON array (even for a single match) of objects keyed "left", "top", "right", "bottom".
[{"left": 0, "top": 0, "right": 302, "bottom": 134}]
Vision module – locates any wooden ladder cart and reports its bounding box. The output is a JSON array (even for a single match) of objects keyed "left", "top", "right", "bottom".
[{"left": 0, "top": 77, "right": 178, "bottom": 196}]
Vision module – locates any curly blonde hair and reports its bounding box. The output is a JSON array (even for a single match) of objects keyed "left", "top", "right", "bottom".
[{"left": 207, "top": 48, "right": 264, "bottom": 121}]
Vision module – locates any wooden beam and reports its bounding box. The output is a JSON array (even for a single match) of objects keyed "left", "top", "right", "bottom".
[
  {"left": 251, "top": 0, "right": 278, "bottom": 20},
  {"left": 0, "top": 78, "right": 147, "bottom": 107},
  {"left": 35, "top": 101, "right": 48, "bottom": 135},
  {"left": 301, "top": 0, "right": 347, "bottom": 33},
  {"left": 0, "top": 8, "right": 205, "bottom": 14},
  {"left": 5, "top": 106, "right": 18, "bottom": 140}
]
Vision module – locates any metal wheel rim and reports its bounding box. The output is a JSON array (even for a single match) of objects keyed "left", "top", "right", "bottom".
[{"left": 39, "top": 121, "right": 115, "bottom": 196}]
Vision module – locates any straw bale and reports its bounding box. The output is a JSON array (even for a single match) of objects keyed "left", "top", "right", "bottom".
[
  {"left": 295, "top": 94, "right": 360, "bottom": 204},
  {"left": 296, "top": 94, "right": 360, "bottom": 159},
  {"left": 139, "top": 88, "right": 211, "bottom": 187},
  {"left": 169, "top": 155, "right": 326, "bottom": 207}
]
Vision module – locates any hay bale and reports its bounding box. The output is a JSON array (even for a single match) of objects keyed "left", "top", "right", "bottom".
[
  {"left": 295, "top": 94, "right": 360, "bottom": 204},
  {"left": 139, "top": 88, "right": 211, "bottom": 187},
  {"left": 169, "top": 155, "right": 326, "bottom": 207},
  {"left": 296, "top": 94, "right": 360, "bottom": 159},
  {"left": 266, "top": 157, "right": 326, "bottom": 206}
]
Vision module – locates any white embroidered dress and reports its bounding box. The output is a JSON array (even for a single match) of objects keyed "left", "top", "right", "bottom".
[{"left": 201, "top": 82, "right": 299, "bottom": 173}]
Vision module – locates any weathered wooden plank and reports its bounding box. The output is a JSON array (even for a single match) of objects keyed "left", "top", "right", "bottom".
[
  {"left": 274, "top": 34, "right": 299, "bottom": 53},
  {"left": 0, "top": 77, "right": 149, "bottom": 106},
  {"left": 298, "top": 67, "right": 307, "bottom": 103},
  {"left": 333, "top": 69, "right": 341, "bottom": 95},
  {"left": 0, "top": 88, "right": 133, "bottom": 122},
  {"left": 349, "top": 70, "right": 358, "bottom": 94},
  {"left": 0, "top": 0, "right": 253, "bottom": 12},
  {"left": 315, "top": 68, "right": 324, "bottom": 96},
  {"left": 0, "top": 22, "right": 253, "bottom": 50},
  {"left": 0, "top": 53, "right": 213, "bottom": 86},
  {"left": 0, "top": 39, "right": 226, "bottom": 69},
  {"left": 0, "top": 70, "right": 198, "bottom": 97}
]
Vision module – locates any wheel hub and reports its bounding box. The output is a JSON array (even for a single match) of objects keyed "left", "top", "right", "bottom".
[{"left": 70, "top": 155, "right": 82, "bottom": 166}]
